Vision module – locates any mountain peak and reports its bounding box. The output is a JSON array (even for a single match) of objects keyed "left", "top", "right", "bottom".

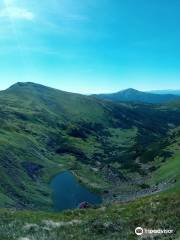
[
  {"left": 9, "top": 82, "right": 42, "bottom": 90},
  {"left": 93, "top": 87, "right": 180, "bottom": 104},
  {"left": 7, "top": 82, "right": 59, "bottom": 94},
  {"left": 5, "top": 82, "right": 56, "bottom": 97},
  {"left": 120, "top": 88, "right": 139, "bottom": 93},
  {"left": 122, "top": 88, "right": 137, "bottom": 91}
]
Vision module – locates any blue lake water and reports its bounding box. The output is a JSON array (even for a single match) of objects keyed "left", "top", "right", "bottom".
[{"left": 50, "top": 171, "right": 102, "bottom": 211}]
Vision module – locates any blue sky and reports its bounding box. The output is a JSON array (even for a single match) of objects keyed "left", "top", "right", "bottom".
[{"left": 0, "top": 0, "right": 180, "bottom": 93}]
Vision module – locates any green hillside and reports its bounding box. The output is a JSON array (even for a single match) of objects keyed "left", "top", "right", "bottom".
[
  {"left": 0, "top": 82, "right": 180, "bottom": 239},
  {"left": 0, "top": 189, "right": 179, "bottom": 240}
]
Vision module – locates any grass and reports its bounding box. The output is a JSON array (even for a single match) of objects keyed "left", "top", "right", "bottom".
[
  {"left": 149, "top": 127, "right": 180, "bottom": 189},
  {"left": 0, "top": 189, "right": 179, "bottom": 240},
  {"left": 0, "top": 82, "right": 180, "bottom": 240},
  {"left": 153, "top": 152, "right": 180, "bottom": 183},
  {"left": 72, "top": 162, "right": 110, "bottom": 193}
]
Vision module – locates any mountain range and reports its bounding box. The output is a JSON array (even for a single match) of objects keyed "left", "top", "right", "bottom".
[
  {"left": 92, "top": 88, "right": 180, "bottom": 104},
  {"left": 149, "top": 89, "right": 180, "bottom": 95},
  {"left": 0, "top": 82, "right": 180, "bottom": 239}
]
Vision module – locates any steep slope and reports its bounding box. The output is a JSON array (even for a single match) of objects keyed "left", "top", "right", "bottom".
[
  {"left": 0, "top": 189, "right": 179, "bottom": 240},
  {"left": 0, "top": 82, "right": 112, "bottom": 209},
  {"left": 2, "top": 82, "right": 109, "bottom": 122},
  {"left": 92, "top": 88, "right": 180, "bottom": 104},
  {"left": 0, "top": 82, "right": 180, "bottom": 210}
]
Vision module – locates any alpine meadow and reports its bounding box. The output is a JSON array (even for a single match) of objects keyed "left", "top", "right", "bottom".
[{"left": 0, "top": 82, "right": 180, "bottom": 239}]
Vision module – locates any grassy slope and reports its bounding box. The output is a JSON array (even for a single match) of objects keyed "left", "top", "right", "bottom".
[
  {"left": 0, "top": 82, "right": 180, "bottom": 209},
  {"left": 0, "top": 83, "right": 165, "bottom": 208},
  {"left": 149, "top": 127, "right": 180, "bottom": 191},
  {"left": 0, "top": 83, "right": 180, "bottom": 239},
  {"left": 0, "top": 189, "right": 179, "bottom": 240},
  {"left": 0, "top": 82, "right": 111, "bottom": 208}
]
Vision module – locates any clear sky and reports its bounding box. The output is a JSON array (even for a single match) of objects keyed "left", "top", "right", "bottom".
[{"left": 0, "top": 0, "right": 180, "bottom": 93}]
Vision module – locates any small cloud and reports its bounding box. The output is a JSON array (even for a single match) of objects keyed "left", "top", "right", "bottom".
[{"left": 0, "top": 7, "right": 34, "bottom": 20}]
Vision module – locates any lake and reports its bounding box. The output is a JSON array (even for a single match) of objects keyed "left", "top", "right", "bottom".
[{"left": 50, "top": 171, "right": 102, "bottom": 211}]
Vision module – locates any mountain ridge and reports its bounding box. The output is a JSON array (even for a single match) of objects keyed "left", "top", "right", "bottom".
[
  {"left": 0, "top": 82, "right": 180, "bottom": 209},
  {"left": 0, "top": 82, "right": 180, "bottom": 239},
  {"left": 92, "top": 88, "right": 180, "bottom": 104},
  {"left": 149, "top": 89, "right": 180, "bottom": 95}
]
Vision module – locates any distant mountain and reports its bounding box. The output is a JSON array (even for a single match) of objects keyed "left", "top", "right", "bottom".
[
  {"left": 92, "top": 88, "right": 180, "bottom": 104},
  {"left": 149, "top": 89, "right": 180, "bottom": 95}
]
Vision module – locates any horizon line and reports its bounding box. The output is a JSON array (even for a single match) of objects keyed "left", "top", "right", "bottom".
[{"left": 0, "top": 81, "right": 180, "bottom": 95}]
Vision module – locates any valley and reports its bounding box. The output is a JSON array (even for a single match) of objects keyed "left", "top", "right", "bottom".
[{"left": 0, "top": 82, "right": 180, "bottom": 239}]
